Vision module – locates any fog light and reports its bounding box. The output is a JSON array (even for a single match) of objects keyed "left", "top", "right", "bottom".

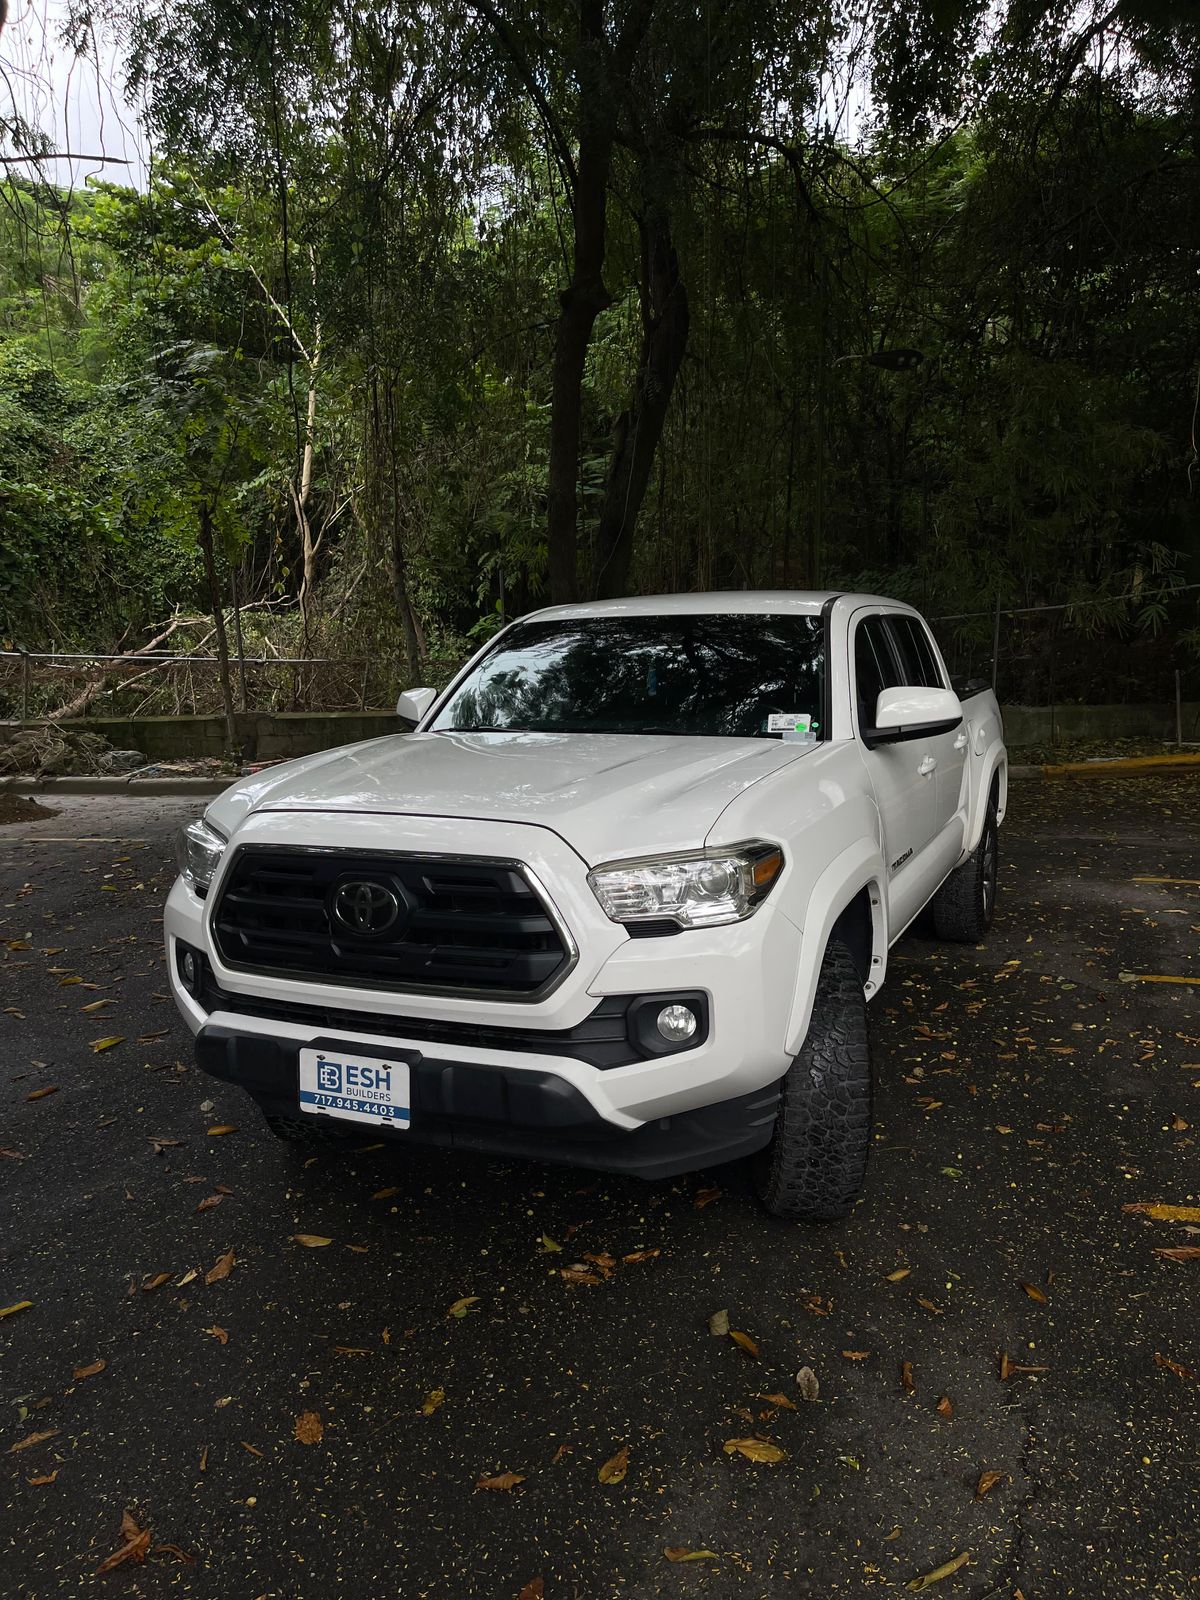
[
  {"left": 656, "top": 1003, "right": 698, "bottom": 1043},
  {"left": 181, "top": 949, "right": 197, "bottom": 989}
]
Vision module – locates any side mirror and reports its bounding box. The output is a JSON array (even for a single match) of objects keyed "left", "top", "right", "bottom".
[
  {"left": 396, "top": 687, "right": 437, "bottom": 728},
  {"left": 865, "top": 686, "right": 962, "bottom": 748}
]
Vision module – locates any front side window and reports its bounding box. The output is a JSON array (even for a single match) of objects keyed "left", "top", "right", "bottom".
[
  {"left": 854, "top": 616, "right": 901, "bottom": 732},
  {"left": 431, "top": 613, "right": 827, "bottom": 740},
  {"left": 886, "top": 616, "right": 945, "bottom": 689}
]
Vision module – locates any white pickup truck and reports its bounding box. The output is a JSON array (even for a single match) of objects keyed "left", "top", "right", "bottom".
[{"left": 166, "top": 592, "right": 1005, "bottom": 1221}]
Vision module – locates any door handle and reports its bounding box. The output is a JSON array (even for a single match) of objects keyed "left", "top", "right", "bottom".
[
  {"left": 953, "top": 733, "right": 968, "bottom": 750},
  {"left": 918, "top": 756, "right": 936, "bottom": 777}
]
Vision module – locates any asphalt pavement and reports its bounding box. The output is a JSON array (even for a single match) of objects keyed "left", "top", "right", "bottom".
[{"left": 2, "top": 780, "right": 1199, "bottom": 1600}]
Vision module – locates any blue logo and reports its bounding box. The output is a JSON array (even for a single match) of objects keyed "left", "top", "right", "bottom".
[{"left": 318, "top": 1060, "right": 343, "bottom": 1092}]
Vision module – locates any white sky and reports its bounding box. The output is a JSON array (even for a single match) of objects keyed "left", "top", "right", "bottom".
[{"left": 2, "top": 0, "right": 148, "bottom": 190}]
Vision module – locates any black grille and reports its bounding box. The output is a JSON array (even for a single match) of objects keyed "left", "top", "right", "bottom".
[{"left": 212, "top": 848, "right": 571, "bottom": 996}]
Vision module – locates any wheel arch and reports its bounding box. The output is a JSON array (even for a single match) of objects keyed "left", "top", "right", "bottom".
[{"left": 783, "top": 840, "right": 888, "bottom": 1058}]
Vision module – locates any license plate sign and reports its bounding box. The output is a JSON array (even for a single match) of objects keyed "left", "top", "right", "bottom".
[{"left": 299, "top": 1048, "right": 411, "bottom": 1129}]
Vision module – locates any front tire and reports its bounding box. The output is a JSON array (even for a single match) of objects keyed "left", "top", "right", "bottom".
[
  {"left": 753, "top": 940, "right": 871, "bottom": 1222},
  {"left": 931, "top": 803, "right": 998, "bottom": 944}
]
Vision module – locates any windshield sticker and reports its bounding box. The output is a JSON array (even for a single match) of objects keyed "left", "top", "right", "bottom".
[{"left": 767, "top": 713, "right": 811, "bottom": 734}]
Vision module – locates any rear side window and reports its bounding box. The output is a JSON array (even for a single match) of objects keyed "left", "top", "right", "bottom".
[
  {"left": 854, "top": 616, "right": 901, "bottom": 731},
  {"left": 886, "top": 616, "right": 945, "bottom": 689}
]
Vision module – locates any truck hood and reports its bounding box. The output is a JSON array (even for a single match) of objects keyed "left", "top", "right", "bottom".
[{"left": 206, "top": 730, "right": 812, "bottom": 865}]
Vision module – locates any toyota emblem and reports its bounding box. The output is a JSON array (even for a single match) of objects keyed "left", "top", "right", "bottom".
[{"left": 331, "top": 879, "right": 401, "bottom": 936}]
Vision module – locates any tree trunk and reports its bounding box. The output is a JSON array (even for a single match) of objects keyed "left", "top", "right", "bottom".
[
  {"left": 197, "top": 502, "right": 239, "bottom": 759},
  {"left": 545, "top": 0, "right": 614, "bottom": 604},
  {"left": 593, "top": 205, "right": 689, "bottom": 600}
]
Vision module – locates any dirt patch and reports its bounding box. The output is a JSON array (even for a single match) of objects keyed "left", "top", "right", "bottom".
[{"left": 0, "top": 793, "right": 59, "bottom": 825}]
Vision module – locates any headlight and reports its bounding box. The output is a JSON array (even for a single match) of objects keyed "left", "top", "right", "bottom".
[
  {"left": 174, "top": 818, "right": 227, "bottom": 896},
  {"left": 588, "top": 842, "right": 783, "bottom": 928}
]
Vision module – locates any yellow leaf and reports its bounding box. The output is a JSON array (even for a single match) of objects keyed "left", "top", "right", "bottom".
[
  {"left": 539, "top": 1234, "right": 562, "bottom": 1252},
  {"left": 73, "top": 1359, "right": 106, "bottom": 1380},
  {"left": 755, "top": 1392, "right": 796, "bottom": 1410},
  {"left": 207, "top": 1125, "right": 237, "bottom": 1136},
  {"left": 447, "top": 1296, "right": 480, "bottom": 1318},
  {"left": 81, "top": 999, "right": 114, "bottom": 1012},
  {"left": 729, "top": 1330, "right": 760, "bottom": 1358},
  {"left": 291, "top": 1234, "right": 333, "bottom": 1248},
  {"left": 975, "top": 1470, "right": 1006, "bottom": 1499},
  {"left": 421, "top": 1389, "right": 446, "bottom": 1416},
  {"left": 372, "top": 1186, "right": 400, "bottom": 1200},
  {"left": 664, "top": 1547, "right": 719, "bottom": 1562},
  {"left": 475, "top": 1470, "right": 525, "bottom": 1491},
  {"left": 1020, "top": 1280, "right": 1048, "bottom": 1304},
  {"left": 58, "top": 974, "right": 83, "bottom": 986},
  {"left": 0, "top": 1301, "right": 32, "bottom": 1319},
  {"left": 90, "top": 1036, "right": 124, "bottom": 1052},
  {"left": 907, "top": 1551, "right": 970, "bottom": 1591},
  {"left": 723, "top": 1437, "right": 786, "bottom": 1464},
  {"left": 887, "top": 1267, "right": 911, "bottom": 1282},
  {"left": 294, "top": 1410, "right": 324, "bottom": 1445},
  {"left": 598, "top": 1445, "right": 630, "bottom": 1484},
  {"left": 1125, "top": 1202, "right": 1200, "bottom": 1222},
  {"left": 25, "top": 1086, "right": 57, "bottom": 1101}
]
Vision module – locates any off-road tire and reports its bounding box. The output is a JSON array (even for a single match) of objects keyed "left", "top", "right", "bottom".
[
  {"left": 931, "top": 803, "right": 998, "bottom": 944},
  {"left": 752, "top": 940, "right": 871, "bottom": 1222}
]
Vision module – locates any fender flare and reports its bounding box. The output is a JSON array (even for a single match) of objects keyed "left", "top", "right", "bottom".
[
  {"left": 783, "top": 837, "right": 888, "bottom": 1058},
  {"left": 965, "top": 752, "right": 1007, "bottom": 853}
]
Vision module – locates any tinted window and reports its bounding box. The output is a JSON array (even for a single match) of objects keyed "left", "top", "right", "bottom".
[
  {"left": 887, "top": 616, "right": 944, "bottom": 689},
  {"left": 432, "top": 614, "right": 827, "bottom": 739},
  {"left": 854, "top": 617, "right": 900, "bottom": 731}
]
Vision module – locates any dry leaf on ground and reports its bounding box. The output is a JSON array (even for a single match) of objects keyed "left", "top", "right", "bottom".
[
  {"left": 693, "top": 1187, "right": 722, "bottom": 1209},
  {"left": 0, "top": 1301, "right": 31, "bottom": 1319},
  {"left": 887, "top": 1267, "right": 911, "bottom": 1282},
  {"left": 1020, "top": 1280, "right": 1048, "bottom": 1304},
  {"left": 73, "top": 1359, "right": 106, "bottom": 1380},
  {"left": 729, "top": 1330, "right": 759, "bottom": 1358},
  {"left": 664, "top": 1547, "right": 719, "bottom": 1562},
  {"left": 723, "top": 1437, "right": 786, "bottom": 1463},
  {"left": 9, "top": 1429, "right": 59, "bottom": 1454},
  {"left": 517, "top": 1582, "right": 544, "bottom": 1600},
  {"left": 25, "top": 1086, "right": 57, "bottom": 1101},
  {"left": 292, "top": 1233, "right": 333, "bottom": 1248},
  {"left": 475, "top": 1470, "right": 525, "bottom": 1491},
  {"left": 421, "top": 1389, "right": 446, "bottom": 1416},
  {"left": 27, "top": 1470, "right": 58, "bottom": 1485},
  {"left": 447, "top": 1296, "right": 480, "bottom": 1317},
  {"left": 141, "top": 1272, "right": 172, "bottom": 1292},
  {"left": 598, "top": 1445, "right": 630, "bottom": 1484},
  {"left": 756, "top": 1392, "right": 796, "bottom": 1410},
  {"left": 1153, "top": 1246, "right": 1200, "bottom": 1262},
  {"left": 1154, "top": 1351, "right": 1196, "bottom": 1380},
  {"left": 976, "top": 1470, "right": 1007, "bottom": 1499},
  {"left": 202, "top": 1325, "right": 229, "bottom": 1345},
  {"left": 205, "top": 1249, "right": 235, "bottom": 1284},
  {"left": 907, "top": 1551, "right": 970, "bottom": 1591},
  {"left": 708, "top": 1308, "right": 730, "bottom": 1336},
  {"left": 560, "top": 1266, "right": 601, "bottom": 1286},
  {"left": 207, "top": 1125, "right": 236, "bottom": 1136},
  {"left": 901, "top": 1360, "right": 916, "bottom": 1393},
  {"left": 294, "top": 1411, "right": 324, "bottom": 1445},
  {"left": 936, "top": 1396, "right": 953, "bottom": 1418},
  {"left": 90, "top": 1036, "right": 125, "bottom": 1053},
  {"left": 1125, "top": 1202, "right": 1200, "bottom": 1222},
  {"left": 95, "top": 1511, "right": 151, "bottom": 1574}
]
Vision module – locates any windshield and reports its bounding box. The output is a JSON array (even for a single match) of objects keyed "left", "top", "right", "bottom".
[{"left": 430, "top": 613, "right": 826, "bottom": 739}]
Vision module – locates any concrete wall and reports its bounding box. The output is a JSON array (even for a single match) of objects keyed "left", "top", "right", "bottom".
[{"left": 7, "top": 701, "right": 1200, "bottom": 760}]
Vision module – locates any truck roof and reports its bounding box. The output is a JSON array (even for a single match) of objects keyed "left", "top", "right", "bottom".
[{"left": 525, "top": 591, "right": 913, "bottom": 622}]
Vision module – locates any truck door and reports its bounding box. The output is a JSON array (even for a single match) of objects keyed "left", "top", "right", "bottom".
[
  {"left": 884, "top": 614, "right": 968, "bottom": 870},
  {"left": 852, "top": 612, "right": 937, "bottom": 933}
]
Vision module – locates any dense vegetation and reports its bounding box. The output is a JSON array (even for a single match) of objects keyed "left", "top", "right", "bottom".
[{"left": 2, "top": 1, "right": 1198, "bottom": 722}]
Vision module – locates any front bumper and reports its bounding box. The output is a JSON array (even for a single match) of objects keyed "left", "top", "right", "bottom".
[{"left": 197, "top": 1022, "right": 779, "bottom": 1180}]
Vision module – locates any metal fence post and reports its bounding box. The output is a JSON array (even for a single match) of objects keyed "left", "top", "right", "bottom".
[
  {"left": 990, "top": 594, "right": 1002, "bottom": 694},
  {"left": 19, "top": 648, "right": 30, "bottom": 722}
]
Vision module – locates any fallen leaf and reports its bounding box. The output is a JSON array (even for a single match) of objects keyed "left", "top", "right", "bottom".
[
  {"left": 623, "top": 1249, "right": 660, "bottom": 1263},
  {"left": 887, "top": 1267, "right": 911, "bottom": 1282},
  {"left": 1152, "top": 1246, "right": 1200, "bottom": 1262},
  {"left": 25, "top": 1086, "right": 58, "bottom": 1101},
  {"left": 202, "top": 1325, "right": 229, "bottom": 1345},
  {"left": 842, "top": 1349, "right": 871, "bottom": 1361},
  {"left": 583, "top": 1251, "right": 617, "bottom": 1277},
  {"left": 723, "top": 1437, "right": 786, "bottom": 1464},
  {"left": 998, "top": 1350, "right": 1013, "bottom": 1380},
  {"left": 598, "top": 1445, "right": 630, "bottom": 1484},
  {"left": 936, "top": 1395, "right": 953, "bottom": 1418},
  {"left": 1154, "top": 1351, "right": 1196, "bottom": 1380},
  {"left": 8, "top": 1428, "right": 59, "bottom": 1453},
  {"left": 421, "top": 1389, "right": 446, "bottom": 1416},
  {"left": 148, "top": 1136, "right": 183, "bottom": 1154},
  {"left": 802, "top": 1294, "right": 832, "bottom": 1316},
  {"left": 0, "top": 1301, "right": 32, "bottom": 1319},
  {"left": 73, "top": 1359, "right": 106, "bottom": 1380},
  {"left": 241, "top": 1441, "right": 264, "bottom": 1457},
  {"left": 95, "top": 1511, "right": 151, "bottom": 1574},
  {"left": 292, "top": 1233, "right": 333, "bottom": 1248},
  {"left": 195, "top": 1194, "right": 224, "bottom": 1213},
  {"left": 141, "top": 1272, "right": 172, "bottom": 1293},
  {"left": 901, "top": 1360, "right": 916, "bottom": 1393},
  {"left": 708, "top": 1308, "right": 730, "bottom": 1336},
  {"left": 447, "top": 1296, "right": 480, "bottom": 1318},
  {"left": 539, "top": 1234, "right": 562, "bottom": 1253},
  {"left": 475, "top": 1470, "right": 525, "bottom": 1491},
  {"left": 916, "top": 1296, "right": 944, "bottom": 1314},
  {"left": 693, "top": 1187, "right": 722, "bottom": 1209},
  {"left": 517, "top": 1582, "right": 544, "bottom": 1600},
  {"left": 81, "top": 998, "right": 114, "bottom": 1012},
  {"left": 90, "top": 1036, "right": 124, "bottom": 1053},
  {"left": 207, "top": 1125, "right": 237, "bottom": 1136},
  {"left": 976, "top": 1470, "right": 1007, "bottom": 1499},
  {"left": 796, "top": 1366, "right": 820, "bottom": 1402},
  {"left": 152, "top": 1542, "right": 194, "bottom": 1564},
  {"left": 729, "top": 1330, "right": 760, "bottom": 1359},
  {"left": 27, "top": 1470, "right": 58, "bottom": 1485},
  {"left": 907, "top": 1551, "right": 970, "bottom": 1591},
  {"left": 756, "top": 1392, "right": 796, "bottom": 1410},
  {"left": 1172, "top": 1116, "right": 1190, "bottom": 1132},
  {"left": 177, "top": 1268, "right": 199, "bottom": 1286},
  {"left": 333, "top": 1346, "right": 372, "bottom": 1357},
  {"left": 294, "top": 1410, "right": 324, "bottom": 1445},
  {"left": 198, "top": 1446, "right": 208, "bottom": 1473},
  {"left": 372, "top": 1186, "right": 400, "bottom": 1200},
  {"left": 664, "top": 1547, "right": 719, "bottom": 1562},
  {"left": 1124, "top": 1202, "right": 1200, "bottom": 1222},
  {"left": 559, "top": 1266, "right": 601, "bottom": 1286},
  {"left": 1020, "top": 1281, "right": 1048, "bottom": 1304},
  {"left": 205, "top": 1249, "right": 235, "bottom": 1285}
]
